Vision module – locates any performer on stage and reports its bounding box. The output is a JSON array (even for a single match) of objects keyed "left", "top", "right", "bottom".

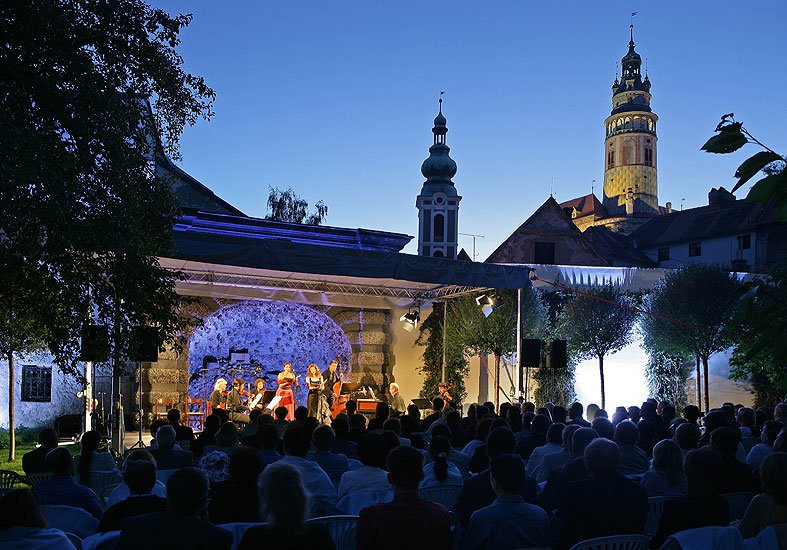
[
  {"left": 210, "top": 378, "right": 228, "bottom": 411},
  {"left": 438, "top": 382, "right": 455, "bottom": 408},
  {"left": 227, "top": 378, "right": 251, "bottom": 425},
  {"left": 388, "top": 383, "right": 405, "bottom": 415},
  {"left": 248, "top": 378, "right": 267, "bottom": 412},
  {"left": 306, "top": 364, "right": 322, "bottom": 418},
  {"left": 322, "top": 359, "right": 341, "bottom": 406},
  {"left": 275, "top": 362, "right": 298, "bottom": 421}
]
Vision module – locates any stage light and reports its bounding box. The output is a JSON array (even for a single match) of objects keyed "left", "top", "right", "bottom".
[
  {"left": 476, "top": 293, "right": 504, "bottom": 318},
  {"left": 400, "top": 310, "right": 420, "bottom": 332}
]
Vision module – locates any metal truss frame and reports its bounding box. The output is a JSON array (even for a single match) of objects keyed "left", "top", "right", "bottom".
[{"left": 170, "top": 268, "right": 491, "bottom": 300}]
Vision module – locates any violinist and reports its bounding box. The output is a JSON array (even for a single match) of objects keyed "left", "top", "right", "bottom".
[
  {"left": 247, "top": 378, "right": 267, "bottom": 412},
  {"left": 275, "top": 362, "right": 298, "bottom": 421},
  {"left": 210, "top": 378, "right": 228, "bottom": 411},
  {"left": 306, "top": 364, "right": 322, "bottom": 418},
  {"left": 227, "top": 378, "right": 251, "bottom": 425}
]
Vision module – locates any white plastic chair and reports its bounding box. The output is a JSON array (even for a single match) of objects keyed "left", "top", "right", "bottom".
[
  {"left": 722, "top": 492, "right": 753, "bottom": 522},
  {"left": 66, "top": 532, "right": 83, "bottom": 550},
  {"left": 41, "top": 504, "right": 99, "bottom": 539},
  {"left": 336, "top": 489, "right": 394, "bottom": 515},
  {"left": 420, "top": 484, "right": 463, "bottom": 510},
  {"left": 86, "top": 471, "right": 122, "bottom": 507},
  {"left": 308, "top": 515, "right": 358, "bottom": 550},
  {"left": 569, "top": 534, "right": 649, "bottom": 550},
  {"left": 645, "top": 496, "right": 674, "bottom": 537},
  {"left": 220, "top": 522, "right": 262, "bottom": 550},
  {"left": 82, "top": 530, "right": 120, "bottom": 550}
]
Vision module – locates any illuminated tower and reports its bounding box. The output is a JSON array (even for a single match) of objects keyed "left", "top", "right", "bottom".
[
  {"left": 416, "top": 99, "right": 461, "bottom": 258},
  {"left": 603, "top": 25, "right": 658, "bottom": 216}
]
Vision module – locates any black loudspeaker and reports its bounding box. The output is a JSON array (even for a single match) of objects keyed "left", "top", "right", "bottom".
[
  {"left": 80, "top": 325, "right": 110, "bottom": 362},
  {"left": 549, "top": 339, "right": 567, "bottom": 369},
  {"left": 522, "top": 339, "right": 542, "bottom": 368},
  {"left": 130, "top": 326, "right": 159, "bottom": 362},
  {"left": 54, "top": 414, "right": 82, "bottom": 439}
]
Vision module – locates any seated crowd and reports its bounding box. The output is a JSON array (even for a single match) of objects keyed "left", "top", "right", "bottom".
[{"left": 3, "top": 397, "right": 787, "bottom": 549}]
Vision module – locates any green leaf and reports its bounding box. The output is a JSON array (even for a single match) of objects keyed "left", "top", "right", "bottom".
[
  {"left": 745, "top": 171, "right": 787, "bottom": 203},
  {"left": 732, "top": 151, "right": 782, "bottom": 192},
  {"left": 701, "top": 126, "right": 748, "bottom": 154}
]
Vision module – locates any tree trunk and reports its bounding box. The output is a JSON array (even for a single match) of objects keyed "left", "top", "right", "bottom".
[
  {"left": 702, "top": 354, "right": 710, "bottom": 413},
  {"left": 598, "top": 353, "right": 606, "bottom": 410},
  {"left": 695, "top": 354, "right": 702, "bottom": 410},
  {"left": 8, "top": 351, "right": 15, "bottom": 462},
  {"left": 494, "top": 353, "right": 501, "bottom": 414}
]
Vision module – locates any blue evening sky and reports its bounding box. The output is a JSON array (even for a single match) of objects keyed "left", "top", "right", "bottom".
[{"left": 157, "top": 1, "right": 786, "bottom": 260}]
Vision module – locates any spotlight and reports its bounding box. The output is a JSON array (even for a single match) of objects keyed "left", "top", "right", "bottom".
[
  {"left": 476, "top": 293, "right": 503, "bottom": 318},
  {"left": 400, "top": 310, "right": 420, "bottom": 332}
]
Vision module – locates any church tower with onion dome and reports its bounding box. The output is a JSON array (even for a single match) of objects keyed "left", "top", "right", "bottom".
[
  {"left": 603, "top": 25, "right": 659, "bottom": 216},
  {"left": 416, "top": 98, "right": 461, "bottom": 259}
]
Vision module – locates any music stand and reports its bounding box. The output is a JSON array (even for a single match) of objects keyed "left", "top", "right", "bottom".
[
  {"left": 411, "top": 398, "right": 432, "bottom": 410},
  {"left": 261, "top": 390, "right": 277, "bottom": 407}
]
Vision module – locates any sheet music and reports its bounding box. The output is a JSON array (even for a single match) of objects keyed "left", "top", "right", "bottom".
[
  {"left": 266, "top": 396, "right": 283, "bottom": 410},
  {"left": 368, "top": 387, "right": 376, "bottom": 400},
  {"left": 249, "top": 393, "right": 263, "bottom": 409}
]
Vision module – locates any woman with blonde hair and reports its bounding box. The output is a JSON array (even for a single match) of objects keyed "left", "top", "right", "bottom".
[
  {"left": 738, "top": 452, "right": 787, "bottom": 539},
  {"left": 306, "top": 363, "right": 322, "bottom": 418},
  {"left": 210, "top": 378, "right": 228, "bottom": 411},
  {"left": 238, "top": 462, "right": 334, "bottom": 550}
]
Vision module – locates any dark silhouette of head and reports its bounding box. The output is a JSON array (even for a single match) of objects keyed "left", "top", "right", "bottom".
[
  {"left": 531, "top": 414, "right": 552, "bottom": 435},
  {"left": 258, "top": 424, "right": 279, "bottom": 451},
  {"left": 312, "top": 425, "right": 335, "bottom": 453},
  {"left": 490, "top": 453, "right": 525, "bottom": 495},
  {"left": 387, "top": 445, "right": 424, "bottom": 491},
  {"left": 274, "top": 406, "right": 288, "bottom": 420},
  {"left": 674, "top": 422, "right": 701, "bottom": 451},
  {"left": 592, "top": 417, "right": 614, "bottom": 440},
  {"left": 283, "top": 427, "right": 310, "bottom": 457},
  {"left": 167, "top": 467, "right": 210, "bottom": 515},
  {"left": 684, "top": 448, "right": 725, "bottom": 497},
  {"left": 38, "top": 428, "right": 59, "bottom": 449},
  {"left": 0, "top": 488, "right": 46, "bottom": 529},
  {"left": 358, "top": 433, "right": 388, "bottom": 468},
  {"left": 571, "top": 427, "right": 598, "bottom": 460},
  {"left": 584, "top": 438, "right": 619, "bottom": 477},
  {"left": 614, "top": 420, "right": 639, "bottom": 446},
  {"left": 570, "top": 402, "right": 584, "bottom": 421},
  {"left": 486, "top": 427, "right": 516, "bottom": 459}
]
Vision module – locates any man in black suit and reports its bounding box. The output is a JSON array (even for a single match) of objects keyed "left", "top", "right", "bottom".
[
  {"left": 515, "top": 413, "right": 551, "bottom": 460},
  {"left": 453, "top": 427, "right": 538, "bottom": 526},
  {"left": 167, "top": 408, "right": 195, "bottom": 442},
  {"left": 322, "top": 359, "right": 341, "bottom": 406},
  {"left": 23, "top": 428, "right": 58, "bottom": 475},
  {"left": 148, "top": 425, "right": 193, "bottom": 470},
  {"left": 118, "top": 467, "right": 232, "bottom": 550},
  {"left": 539, "top": 427, "right": 598, "bottom": 512},
  {"left": 555, "top": 438, "right": 648, "bottom": 550}
]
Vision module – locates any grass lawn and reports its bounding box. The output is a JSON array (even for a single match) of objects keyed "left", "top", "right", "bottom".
[{"left": 1, "top": 443, "right": 38, "bottom": 478}]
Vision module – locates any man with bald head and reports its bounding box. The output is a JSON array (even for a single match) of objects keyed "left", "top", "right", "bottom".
[{"left": 555, "top": 438, "right": 648, "bottom": 549}]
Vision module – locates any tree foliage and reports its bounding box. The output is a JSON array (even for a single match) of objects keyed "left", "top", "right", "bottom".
[
  {"left": 645, "top": 354, "right": 692, "bottom": 413},
  {"left": 558, "top": 284, "right": 639, "bottom": 409},
  {"left": 415, "top": 303, "right": 469, "bottom": 404},
  {"left": 642, "top": 264, "right": 740, "bottom": 410},
  {"left": 265, "top": 187, "right": 328, "bottom": 225}
]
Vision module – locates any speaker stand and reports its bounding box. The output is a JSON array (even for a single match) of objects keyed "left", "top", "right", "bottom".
[{"left": 128, "top": 361, "right": 146, "bottom": 450}]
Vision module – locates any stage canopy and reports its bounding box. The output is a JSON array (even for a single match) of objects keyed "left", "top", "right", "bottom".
[{"left": 162, "top": 227, "right": 536, "bottom": 309}]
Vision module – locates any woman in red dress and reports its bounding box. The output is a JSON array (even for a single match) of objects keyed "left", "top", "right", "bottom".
[{"left": 275, "top": 362, "right": 298, "bottom": 421}]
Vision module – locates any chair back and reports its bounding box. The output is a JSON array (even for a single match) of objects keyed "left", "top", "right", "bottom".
[
  {"left": 721, "top": 492, "right": 753, "bottom": 522},
  {"left": 645, "top": 496, "right": 673, "bottom": 537},
  {"left": 336, "top": 489, "right": 394, "bottom": 515},
  {"left": 66, "top": 531, "right": 83, "bottom": 550},
  {"left": 156, "top": 468, "right": 178, "bottom": 483},
  {"left": 87, "top": 471, "right": 122, "bottom": 505},
  {"left": 82, "top": 530, "right": 120, "bottom": 550},
  {"left": 308, "top": 515, "right": 358, "bottom": 550},
  {"left": 220, "top": 522, "right": 261, "bottom": 550},
  {"left": 568, "top": 534, "right": 649, "bottom": 550},
  {"left": 41, "top": 504, "right": 99, "bottom": 538},
  {"left": 186, "top": 398, "right": 205, "bottom": 431},
  {"left": 155, "top": 398, "right": 175, "bottom": 419},
  {"left": 97, "top": 482, "right": 121, "bottom": 509},
  {"left": 420, "top": 484, "right": 463, "bottom": 510},
  {"left": 27, "top": 471, "right": 54, "bottom": 486},
  {"left": 0, "top": 469, "right": 23, "bottom": 488}
]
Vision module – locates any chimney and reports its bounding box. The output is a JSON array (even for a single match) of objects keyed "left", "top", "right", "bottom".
[
  {"left": 666, "top": 201, "right": 672, "bottom": 213},
  {"left": 626, "top": 188, "right": 634, "bottom": 216},
  {"left": 708, "top": 187, "right": 736, "bottom": 208}
]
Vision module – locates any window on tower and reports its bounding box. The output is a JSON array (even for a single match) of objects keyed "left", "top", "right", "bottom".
[
  {"left": 433, "top": 213, "right": 445, "bottom": 243},
  {"left": 607, "top": 150, "right": 615, "bottom": 169},
  {"left": 644, "top": 148, "right": 653, "bottom": 166}
]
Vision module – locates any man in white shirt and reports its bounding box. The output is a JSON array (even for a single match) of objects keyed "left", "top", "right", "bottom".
[
  {"left": 107, "top": 449, "right": 167, "bottom": 507},
  {"left": 279, "top": 427, "right": 337, "bottom": 516},
  {"left": 526, "top": 423, "right": 565, "bottom": 480},
  {"left": 337, "top": 433, "right": 391, "bottom": 499}
]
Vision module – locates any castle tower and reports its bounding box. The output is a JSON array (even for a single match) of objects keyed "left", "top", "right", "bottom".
[
  {"left": 416, "top": 99, "right": 461, "bottom": 259},
  {"left": 603, "top": 25, "right": 658, "bottom": 216}
]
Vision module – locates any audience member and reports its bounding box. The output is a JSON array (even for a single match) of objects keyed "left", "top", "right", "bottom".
[
  {"left": 240, "top": 409, "right": 264, "bottom": 445},
  {"left": 628, "top": 405, "right": 641, "bottom": 424},
  {"left": 526, "top": 422, "right": 564, "bottom": 480},
  {"left": 74, "top": 430, "right": 117, "bottom": 485},
  {"left": 738, "top": 452, "right": 787, "bottom": 539},
  {"left": 167, "top": 408, "right": 196, "bottom": 442},
  {"left": 774, "top": 403, "right": 787, "bottom": 426},
  {"left": 551, "top": 405, "right": 568, "bottom": 424},
  {"left": 586, "top": 403, "right": 600, "bottom": 423},
  {"left": 431, "top": 423, "right": 471, "bottom": 477},
  {"left": 454, "top": 427, "right": 538, "bottom": 526},
  {"left": 613, "top": 420, "right": 649, "bottom": 475},
  {"left": 147, "top": 419, "right": 167, "bottom": 448},
  {"left": 22, "top": 428, "right": 58, "bottom": 475},
  {"left": 650, "top": 448, "right": 730, "bottom": 548},
  {"left": 568, "top": 402, "right": 591, "bottom": 428},
  {"left": 682, "top": 404, "right": 700, "bottom": 425},
  {"left": 347, "top": 412, "right": 367, "bottom": 443},
  {"left": 461, "top": 417, "right": 492, "bottom": 457},
  {"left": 357, "top": 445, "right": 451, "bottom": 550},
  {"left": 118, "top": 467, "right": 233, "bottom": 549},
  {"left": 421, "top": 397, "right": 445, "bottom": 431},
  {"left": 384, "top": 418, "right": 411, "bottom": 447},
  {"left": 338, "top": 433, "right": 392, "bottom": 498},
  {"left": 538, "top": 424, "right": 579, "bottom": 483},
  {"left": 591, "top": 417, "right": 614, "bottom": 440},
  {"left": 640, "top": 439, "right": 687, "bottom": 497},
  {"left": 711, "top": 426, "right": 755, "bottom": 493},
  {"left": 556, "top": 438, "right": 648, "bottom": 550},
  {"left": 699, "top": 410, "right": 730, "bottom": 446},
  {"left": 461, "top": 453, "right": 549, "bottom": 550},
  {"left": 445, "top": 410, "right": 469, "bottom": 447},
  {"left": 149, "top": 424, "right": 193, "bottom": 470},
  {"left": 32, "top": 447, "right": 101, "bottom": 517},
  {"left": 540, "top": 427, "right": 598, "bottom": 512},
  {"left": 279, "top": 426, "right": 336, "bottom": 516},
  {"left": 515, "top": 413, "right": 550, "bottom": 460},
  {"left": 330, "top": 415, "right": 359, "bottom": 459},
  {"left": 506, "top": 404, "right": 523, "bottom": 433},
  {"left": 273, "top": 406, "right": 289, "bottom": 436},
  {"left": 238, "top": 462, "right": 335, "bottom": 550},
  {"left": 611, "top": 408, "right": 630, "bottom": 425},
  {"left": 674, "top": 422, "right": 701, "bottom": 458},
  {"left": 459, "top": 404, "right": 476, "bottom": 435},
  {"left": 747, "top": 420, "right": 781, "bottom": 472},
  {"left": 422, "top": 435, "right": 462, "bottom": 488},
  {"left": 191, "top": 413, "right": 221, "bottom": 460},
  {"left": 310, "top": 425, "right": 351, "bottom": 483},
  {"left": 107, "top": 449, "right": 167, "bottom": 507},
  {"left": 98, "top": 459, "right": 167, "bottom": 532},
  {"left": 345, "top": 400, "right": 358, "bottom": 416},
  {"left": 636, "top": 418, "right": 657, "bottom": 457},
  {"left": 258, "top": 424, "right": 283, "bottom": 469},
  {"left": 0, "top": 488, "right": 74, "bottom": 549},
  {"left": 208, "top": 446, "right": 262, "bottom": 524}
]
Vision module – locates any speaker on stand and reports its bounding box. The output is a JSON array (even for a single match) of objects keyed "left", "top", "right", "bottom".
[
  {"left": 521, "top": 339, "right": 542, "bottom": 403},
  {"left": 547, "top": 339, "right": 568, "bottom": 403},
  {"left": 128, "top": 327, "right": 159, "bottom": 449}
]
